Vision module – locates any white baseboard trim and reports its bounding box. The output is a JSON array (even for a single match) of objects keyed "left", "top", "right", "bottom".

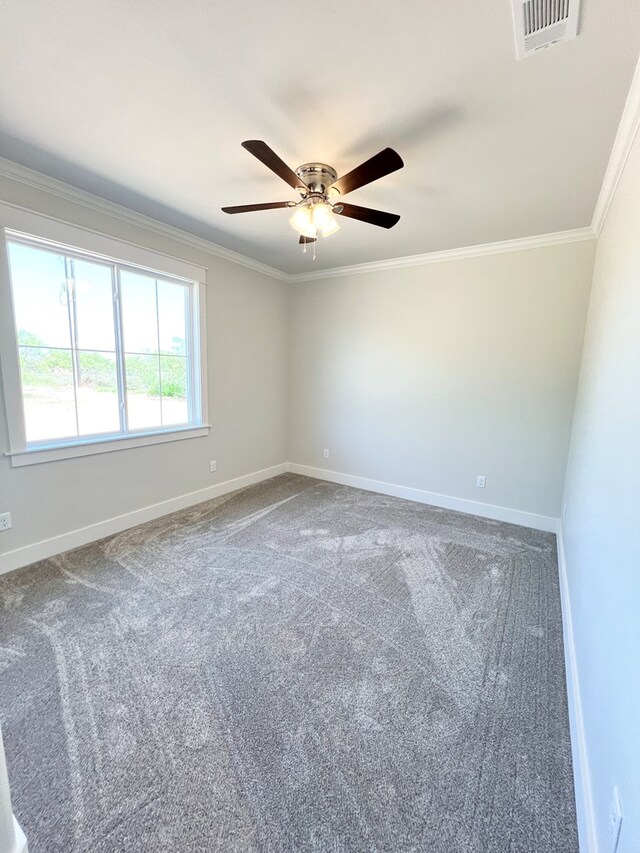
[
  {"left": 0, "top": 463, "right": 288, "bottom": 576},
  {"left": 556, "top": 521, "right": 598, "bottom": 853},
  {"left": 287, "top": 463, "right": 557, "bottom": 532},
  {"left": 12, "top": 817, "right": 28, "bottom": 853}
]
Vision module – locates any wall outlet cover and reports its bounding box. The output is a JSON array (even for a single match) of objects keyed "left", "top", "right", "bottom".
[
  {"left": 210, "top": 461, "right": 217, "bottom": 473},
  {"left": 0, "top": 511, "right": 12, "bottom": 531},
  {"left": 323, "top": 449, "right": 330, "bottom": 458},
  {"left": 476, "top": 475, "right": 486, "bottom": 488}
]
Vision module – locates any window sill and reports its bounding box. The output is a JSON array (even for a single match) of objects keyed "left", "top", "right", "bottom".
[{"left": 5, "top": 425, "right": 210, "bottom": 467}]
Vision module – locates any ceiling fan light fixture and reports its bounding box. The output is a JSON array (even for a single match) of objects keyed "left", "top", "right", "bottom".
[{"left": 290, "top": 199, "right": 340, "bottom": 239}]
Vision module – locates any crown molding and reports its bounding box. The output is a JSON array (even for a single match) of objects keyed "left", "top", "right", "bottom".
[
  {"left": 0, "top": 155, "right": 599, "bottom": 285},
  {"left": 591, "top": 54, "right": 640, "bottom": 236},
  {"left": 287, "top": 227, "right": 596, "bottom": 282},
  {"left": 0, "top": 157, "right": 289, "bottom": 282}
]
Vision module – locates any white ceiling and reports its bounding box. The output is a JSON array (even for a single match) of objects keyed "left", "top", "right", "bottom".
[{"left": 1, "top": 0, "right": 639, "bottom": 274}]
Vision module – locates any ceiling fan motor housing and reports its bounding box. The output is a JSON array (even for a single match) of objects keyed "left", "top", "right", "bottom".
[{"left": 295, "top": 163, "right": 340, "bottom": 196}]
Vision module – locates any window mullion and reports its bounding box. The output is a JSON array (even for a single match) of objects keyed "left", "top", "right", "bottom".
[
  {"left": 64, "top": 256, "right": 81, "bottom": 437},
  {"left": 113, "top": 266, "right": 128, "bottom": 435},
  {"left": 185, "top": 285, "right": 196, "bottom": 424},
  {"left": 154, "top": 280, "right": 163, "bottom": 427}
]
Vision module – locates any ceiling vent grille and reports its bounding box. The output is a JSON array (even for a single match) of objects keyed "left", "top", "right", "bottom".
[{"left": 511, "top": 0, "right": 580, "bottom": 59}]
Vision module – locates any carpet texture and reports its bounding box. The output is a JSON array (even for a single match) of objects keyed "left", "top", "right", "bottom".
[{"left": 0, "top": 474, "right": 577, "bottom": 852}]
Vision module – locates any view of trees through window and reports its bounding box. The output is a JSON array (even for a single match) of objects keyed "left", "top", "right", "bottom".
[{"left": 8, "top": 240, "right": 194, "bottom": 444}]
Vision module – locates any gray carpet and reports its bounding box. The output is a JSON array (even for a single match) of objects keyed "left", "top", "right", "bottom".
[{"left": 0, "top": 473, "right": 577, "bottom": 852}]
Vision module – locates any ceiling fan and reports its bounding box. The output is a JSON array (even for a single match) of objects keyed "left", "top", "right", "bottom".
[{"left": 222, "top": 140, "right": 403, "bottom": 246}]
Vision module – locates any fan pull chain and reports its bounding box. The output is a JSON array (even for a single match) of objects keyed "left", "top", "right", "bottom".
[{"left": 300, "top": 237, "right": 318, "bottom": 259}]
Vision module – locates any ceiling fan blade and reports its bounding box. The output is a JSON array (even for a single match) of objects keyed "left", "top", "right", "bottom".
[
  {"left": 299, "top": 235, "right": 317, "bottom": 244},
  {"left": 334, "top": 202, "right": 400, "bottom": 229},
  {"left": 331, "top": 148, "right": 403, "bottom": 196},
  {"left": 221, "top": 202, "right": 292, "bottom": 214},
  {"left": 242, "top": 140, "right": 304, "bottom": 192}
]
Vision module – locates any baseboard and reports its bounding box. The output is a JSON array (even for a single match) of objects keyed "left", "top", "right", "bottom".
[
  {"left": 287, "top": 463, "right": 558, "bottom": 532},
  {"left": 12, "top": 817, "right": 28, "bottom": 853},
  {"left": 556, "top": 521, "right": 598, "bottom": 853},
  {"left": 0, "top": 463, "right": 288, "bottom": 576}
]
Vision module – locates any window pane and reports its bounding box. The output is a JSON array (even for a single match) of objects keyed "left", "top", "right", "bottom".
[
  {"left": 6, "top": 235, "right": 200, "bottom": 453},
  {"left": 73, "top": 259, "right": 116, "bottom": 351},
  {"left": 159, "top": 355, "right": 188, "bottom": 426},
  {"left": 18, "top": 346, "right": 77, "bottom": 442},
  {"left": 157, "top": 280, "right": 187, "bottom": 354},
  {"left": 9, "top": 242, "right": 72, "bottom": 349},
  {"left": 77, "top": 351, "right": 120, "bottom": 436},
  {"left": 125, "top": 354, "right": 161, "bottom": 430},
  {"left": 120, "top": 270, "right": 159, "bottom": 354}
]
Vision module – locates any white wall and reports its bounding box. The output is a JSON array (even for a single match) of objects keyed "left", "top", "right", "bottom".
[
  {"left": 561, "top": 126, "right": 640, "bottom": 852},
  {"left": 0, "top": 173, "right": 289, "bottom": 559},
  {"left": 290, "top": 241, "right": 595, "bottom": 519}
]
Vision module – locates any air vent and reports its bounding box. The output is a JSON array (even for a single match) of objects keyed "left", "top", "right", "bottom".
[{"left": 511, "top": 0, "right": 580, "bottom": 59}]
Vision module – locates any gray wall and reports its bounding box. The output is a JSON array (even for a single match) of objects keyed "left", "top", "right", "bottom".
[
  {"left": 562, "top": 126, "right": 640, "bottom": 852},
  {"left": 0, "top": 174, "right": 290, "bottom": 554},
  {"left": 0, "top": 169, "right": 601, "bottom": 549},
  {"left": 290, "top": 242, "right": 595, "bottom": 518}
]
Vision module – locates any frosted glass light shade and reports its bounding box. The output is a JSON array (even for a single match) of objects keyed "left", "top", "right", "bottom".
[
  {"left": 320, "top": 218, "right": 340, "bottom": 237},
  {"left": 311, "top": 202, "right": 332, "bottom": 229},
  {"left": 290, "top": 206, "right": 317, "bottom": 238},
  {"left": 290, "top": 201, "right": 340, "bottom": 239}
]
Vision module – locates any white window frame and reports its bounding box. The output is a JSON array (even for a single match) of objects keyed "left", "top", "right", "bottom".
[{"left": 0, "top": 209, "right": 209, "bottom": 467}]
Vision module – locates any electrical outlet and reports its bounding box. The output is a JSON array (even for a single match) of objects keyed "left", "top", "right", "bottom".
[
  {"left": 323, "top": 449, "right": 330, "bottom": 459},
  {"left": 476, "top": 475, "right": 486, "bottom": 488},
  {"left": 210, "top": 460, "right": 217, "bottom": 473},
  {"left": 0, "top": 511, "right": 12, "bottom": 531},
  {"left": 609, "top": 786, "right": 622, "bottom": 852}
]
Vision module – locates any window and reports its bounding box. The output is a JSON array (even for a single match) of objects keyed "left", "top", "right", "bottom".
[{"left": 1, "top": 226, "right": 208, "bottom": 466}]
